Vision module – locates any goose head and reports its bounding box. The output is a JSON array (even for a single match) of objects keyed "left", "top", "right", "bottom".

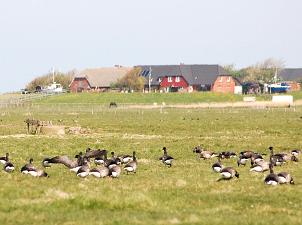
[
  {"left": 235, "top": 171, "right": 240, "bottom": 178},
  {"left": 29, "top": 158, "right": 34, "bottom": 164}
]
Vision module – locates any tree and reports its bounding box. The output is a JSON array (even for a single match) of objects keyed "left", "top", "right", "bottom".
[
  {"left": 223, "top": 64, "right": 244, "bottom": 79},
  {"left": 115, "top": 67, "right": 145, "bottom": 91},
  {"left": 242, "top": 58, "right": 285, "bottom": 83},
  {"left": 26, "top": 69, "right": 76, "bottom": 91}
]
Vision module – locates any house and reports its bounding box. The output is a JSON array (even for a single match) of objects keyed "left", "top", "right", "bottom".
[
  {"left": 212, "top": 75, "right": 242, "bottom": 94},
  {"left": 278, "top": 68, "right": 302, "bottom": 91},
  {"left": 137, "top": 64, "right": 228, "bottom": 92},
  {"left": 69, "top": 66, "right": 131, "bottom": 92}
]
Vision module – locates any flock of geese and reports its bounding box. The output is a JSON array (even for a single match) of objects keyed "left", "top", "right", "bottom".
[
  {"left": 0, "top": 148, "right": 138, "bottom": 178},
  {"left": 192, "top": 145, "right": 299, "bottom": 185},
  {"left": 0, "top": 146, "right": 299, "bottom": 185}
]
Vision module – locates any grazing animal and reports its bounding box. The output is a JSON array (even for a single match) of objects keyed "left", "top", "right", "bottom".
[
  {"left": 277, "top": 172, "right": 294, "bottom": 184},
  {"left": 118, "top": 153, "right": 134, "bottom": 164},
  {"left": 89, "top": 166, "right": 110, "bottom": 178},
  {"left": 250, "top": 160, "right": 269, "bottom": 172},
  {"left": 77, "top": 157, "right": 90, "bottom": 178},
  {"left": 212, "top": 156, "right": 223, "bottom": 173},
  {"left": 160, "top": 147, "right": 174, "bottom": 167},
  {"left": 85, "top": 148, "right": 108, "bottom": 159},
  {"left": 199, "top": 150, "right": 218, "bottom": 160},
  {"left": 109, "top": 102, "right": 117, "bottom": 108},
  {"left": 218, "top": 167, "right": 239, "bottom": 181},
  {"left": 193, "top": 146, "right": 203, "bottom": 154},
  {"left": 4, "top": 161, "right": 15, "bottom": 172},
  {"left": 110, "top": 165, "right": 121, "bottom": 178},
  {"left": 104, "top": 152, "right": 121, "bottom": 169},
  {"left": 0, "top": 153, "right": 9, "bottom": 165},
  {"left": 291, "top": 149, "right": 301, "bottom": 157},
  {"left": 42, "top": 152, "right": 84, "bottom": 172},
  {"left": 264, "top": 163, "right": 279, "bottom": 186},
  {"left": 237, "top": 155, "right": 249, "bottom": 167},
  {"left": 219, "top": 151, "right": 237, "bottom": 159},
  {"left": 250, "top": 153, "right": 264, "bottom": 166},
  {"left": 21, "top": 158, "right": 35, "bottom": 174},
  {"left": 239, "top": 150, "right": 255, "bottom": 159},
  {"left": 124, "top": 151, "right": 137, "bottom": 174}
]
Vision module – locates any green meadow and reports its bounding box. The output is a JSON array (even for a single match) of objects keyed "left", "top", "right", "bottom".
[{"left": 0, "top": 94, "right": 302, "bottom": 225}]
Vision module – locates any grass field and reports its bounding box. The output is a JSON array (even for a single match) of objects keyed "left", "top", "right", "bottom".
[{"left": 1, "top": 98, "right": 302, "bottom": 225}]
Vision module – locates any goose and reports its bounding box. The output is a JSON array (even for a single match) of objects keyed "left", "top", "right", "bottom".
[
  {"left": 94, "top": 156, "right": 105, "bottom": 165},
  {"left": 89, "top": 166, "right": 110, "bottom": 178},
  {"left": 104, "top": 152, "right": 121, "bottom": 169},
  {"left": 291, "top": 149, "right": 301, "bottom": 157},
  {"left": 77, "top": 157, "right": 90, "bottom": 178},
  {"left": 239, "top": 150, "right": 255, "bottom": 159},
  {"left": 85, "top": 148, "right": 108, "bottom": 159},
  {"left": 193, "top": 146, "right": 203, "bottom": 154},
  {"left": 199, "top": 150, "right": 218, "bottom": 160},
  {"left": 212, "top": 156, "right": 223, "bottom": 173},
  {"left": 218, "top": 167, "right": 239, "bottom": 181},
  {"left": 277, "top": 172, "right": 294, "bottom": 184},
  {"left": 219, "top": 151, "right": 237, "bottom": 159},
  {"left": 124, "top": 151, "right": 137, "bottom": 174},
  {"left": 250, "top": 160, "right": 269, "bottom": 172},
  {"left": 110, "top": 165, "right": 121, "bottom": 178},
  {"left": 4, "top": 161, "right": 15, "bottom": 172},
  {"left": 160, "top": 147, "right": 174, "bottom": 167},
  {"left": 43, "top": 152, "right": 84, "bottom": 172},
  {"left": 0, "top": 153, "right": 9, "bottom": 165},
  {"left": 269, "top": 147, "right": 286, "bottom": 166},
  {"left": 118, "top": 153, "right": 134, "bottom": 164},
  {"left": 237, "top": 155, "right": 249, "bottom": 167},
  {"left": 250, "top": 153, "right": 264, "bottom": 166},
  {"left": 264, "top": 163, "right": 279, "bottom": 186},
  {"left": 28, "top": 169, "right": 49, "bottom": 177},
  {"left": 21, "top": 158, "right": 35, "bottom": 174}
]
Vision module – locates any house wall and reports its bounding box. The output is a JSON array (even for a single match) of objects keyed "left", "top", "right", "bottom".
[
  {"left": 212, "top": 76, "right": 236, "bottom": 94},
  {"left": 160, "top": 76, "right": 189, "bottom": 91},
  {"left": 70, "top": 78, "right": 91, "bottom": 92}
]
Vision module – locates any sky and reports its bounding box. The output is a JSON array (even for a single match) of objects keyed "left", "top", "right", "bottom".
[{"left": 0, "top": 0, "right": 302, "bottom": 93}]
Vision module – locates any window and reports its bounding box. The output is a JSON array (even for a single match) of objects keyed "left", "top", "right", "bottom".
[
  {"left": 158, "top": 77, "right": 162, "bottom": 82},
  {"left": 219, "top": 77, "right": 223, "bottom": 82},
  {"left": 175, "top": 76, "right": 180, "bottom": 82},
  {"left": 227, "top": 77, "right": 231, "bottom": 82},
  {"left": 168, "top": 76, "right": 172, "bottom": 82}
]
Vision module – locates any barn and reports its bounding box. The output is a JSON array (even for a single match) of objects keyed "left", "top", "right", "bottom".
[
  {"left": 137, "top": 64, "right": 228, "bottom": 92},
  {"left": 212, "top": 75, "right": 242, "bottom": 94},
  {"left": 278, "top": 68, "right": 302, "bottom": 91},
  {"left": 69, "top": 66, "right": 131, "bottom": 92}
]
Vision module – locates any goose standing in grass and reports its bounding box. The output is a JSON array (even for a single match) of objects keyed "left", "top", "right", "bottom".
[
  {"left": 89, "top": 166, "right": 110, "bottom": 178},
  {"left": 124, "top": 151, "right": 137, "bottom": 174},
  {"left": 212, "top": 155, "right": 223, "bottom": 173},
  {"left": 77, "top": 157, "right": 90, "bottom": 178},
  {"left": 110, "top": 165, "right": 121, "bottom": 178},
  {"left": 217, "top": 167, "right": 239, "bottom": 181},
  {"left": 264, "top": 163, "right": 279, "bottom": 185},
  {"left": 160, "top": 147, "right": 174, "bottom": 167},
  {"left": 21, "top": 158, "right": 35, "bottom": 174},
  {"left": 0, "top": 153, "right": 9, "bottom": 165}
]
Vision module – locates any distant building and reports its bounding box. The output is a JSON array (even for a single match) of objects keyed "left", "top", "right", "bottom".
[
  {"left": 278, "top": 68, "right": 302, "bottom": 91},
  {"left": 137, "top": 64, "right": 228, "bottom": 92},
  {"left": 212, "top": 75, "right": 242, "bottom": 94},
  {"left": 69, "top": 66, "right": 132, "bottom": 92}
]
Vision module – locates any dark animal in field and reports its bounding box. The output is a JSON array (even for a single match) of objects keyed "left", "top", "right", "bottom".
[
  {"left": 219, "top": 151, "right": 237, "bottom": 159},
  {"left": 0, "top": 153, "right": 9, "bottom": 164},
  {"left": 3, "top": 154, "right": 15, "bottom": 173},
  {"left": 239, "top": 150, "right": 255, "bottom": 159},
  {"left": 77, "top": 157, "right": 90, "bottom": 178},
  {"left": 42, "top": 152, "right": 85, "bottom": 172},
  {"left": 104, "top": 152, "right": 121, "bottom": 169},
  {"left": 109, "top": 102, "right": 117, "bottom": 108},
  {"left": 237, "top": 155, "right": 249, "bottom": 167},
  {"left": 109, "top": 165, "right": 121, "bottom": 178},
  {"left": 124, "top": 151, "right": 137, "bottom": 174},
  {"left": 217, "top": 167, "right": 239, "bottom": 181},
  {"left": 85, "top": 148, "right": 108, "bottom": 159},
  {"left": 21, "top": 158, "right": 48, "bottom": 177},
  {"left": 212, "top": 155, "right": 223, "bottom": 173},
  {"left": 89, "top": 166, "right": 110, "bottom": 178},
  {"left": 277, "top": 172, "right": 294, "bottom": 184},
  {"left": 199, "top": 150, "right": 219, "bottom": 160},
  {"left": 193, "top": 146, "right": 203, "bottom": 154},
  {"left": 160, "top": 147, "right": 174, "bottom": 167}
]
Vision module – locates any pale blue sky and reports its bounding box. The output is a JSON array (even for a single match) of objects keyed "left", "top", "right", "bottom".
[{"left": 0, "top": 0, "right": 302, "bottom": 93}]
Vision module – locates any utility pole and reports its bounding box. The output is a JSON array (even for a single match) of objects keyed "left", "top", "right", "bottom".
[
  {"left": 52, "top": 67, "right": 55, "bottom": 83},
  {"left": 148, "top": 66, "right": 152, "bottom": 93}
]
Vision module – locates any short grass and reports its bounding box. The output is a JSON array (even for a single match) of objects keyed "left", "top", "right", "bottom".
[
  {"left": 0, "top": 104, "right": 302, "bottom": 225},
  {"left": 31, "top": 91, "right": 302, "bottom": 105}
]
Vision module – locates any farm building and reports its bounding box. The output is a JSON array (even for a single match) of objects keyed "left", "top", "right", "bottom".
[
  {"left": 278, "top": 68, "right": 302, "bottom": 91},
  {"left": 137, "top": 64, "right": 228, "bottom": 92},
  {"left": 69, "top": 66, "right": 131, "bottom": 92},
  {"left": 212, "top": 75, "right": 242, "bottom": 94}
]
